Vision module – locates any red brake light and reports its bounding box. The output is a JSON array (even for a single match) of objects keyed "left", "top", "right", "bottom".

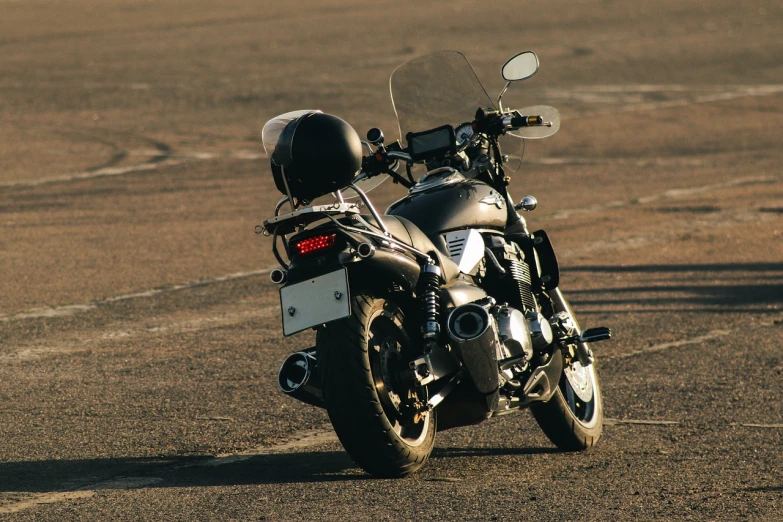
[{"left": 294, "top": 233, "right": 337, "bottom": 256}]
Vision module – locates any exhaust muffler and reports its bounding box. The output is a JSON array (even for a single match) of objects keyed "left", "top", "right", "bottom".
[
  {"left": 277, "top": 348, "right": 324, "bottom": 408},
  {"left": 445, "top": 302, "right": 500, "bottom": 395}
]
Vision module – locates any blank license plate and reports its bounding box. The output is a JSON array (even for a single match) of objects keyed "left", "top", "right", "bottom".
[{"left": 279, "top": 269, "right": 350, "bottom": 336}]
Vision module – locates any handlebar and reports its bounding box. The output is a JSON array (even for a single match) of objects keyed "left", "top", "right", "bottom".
[
  {"left": 505, "top": 114, "right": 552, "bottom": 129},
  {"left": 359, "top": 110, "right": 550, "bottom": 179},
  {"left": 386, "top": 150, "right": 413, "bottom": 162},
  {"left": 358, "top": 146, "right": 415, "bottom": 188},
  {"left": 474, "top": 107, "right": 551, "bottom": 135}
]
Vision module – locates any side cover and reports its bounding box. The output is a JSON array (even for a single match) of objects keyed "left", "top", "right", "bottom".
[{"left": 443, "top": 229, "right": 485, "bottom": 275}]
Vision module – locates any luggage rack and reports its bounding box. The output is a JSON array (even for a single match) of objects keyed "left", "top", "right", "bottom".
[
  {"left": 259, "top": 185, "right": 430, "bottom": 269},
  {"left": 260, "top": 184, "right": 392, "bottom": 238},
  {"left": 261, "top": 202, "right": 361, "bottom": 236}
]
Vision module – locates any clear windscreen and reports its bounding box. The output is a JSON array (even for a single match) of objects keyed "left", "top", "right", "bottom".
[
  {"left": 341, "top": 140, "right": 390, "bottom": 200},
  {"left": 389, "top": 52, "right": 556, "bottom": 174},
  {"left": 340, "top": 173, "right": 390, "bottom": 200},
  {"left": 390, "top": 51, "right": 495, "bottom": 143},
  {"left": 499, "top": 134, "right": 525, "bottom": 172},
  {"left": 347, "top": 51, "right": 491, "bottom": 201}
]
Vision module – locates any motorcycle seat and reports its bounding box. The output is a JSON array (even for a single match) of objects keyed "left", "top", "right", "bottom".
[{"left": 368, "top": 215, "right": 460, "bottom": 283}]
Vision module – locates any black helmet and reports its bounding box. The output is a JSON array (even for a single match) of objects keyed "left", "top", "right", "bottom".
[{"left": 262, "top": 110, "right": 362, "bottom": 203}]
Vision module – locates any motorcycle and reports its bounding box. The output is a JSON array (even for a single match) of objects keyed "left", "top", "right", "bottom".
[{"left": 261, "top": 50, "right": 611, "bottom": 477}]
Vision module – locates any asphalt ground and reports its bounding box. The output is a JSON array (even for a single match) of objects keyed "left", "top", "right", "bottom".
[{"left": 1, "top": 0, "right": 782, "bottom": 520}]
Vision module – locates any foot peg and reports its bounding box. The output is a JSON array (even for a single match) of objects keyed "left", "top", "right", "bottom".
[{"left": 579, "top": 327, "right": 611, "bottom": 343}]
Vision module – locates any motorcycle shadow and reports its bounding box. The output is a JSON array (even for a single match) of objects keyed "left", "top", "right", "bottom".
[
  {"left": 562, "top": 262, "right": 783, "bottom": 313},
  {"left": 432, "top": 446, "right": 561, "bottom": 459},
  {"left": 0, "top": 451, "right": 363, "bottom": 492},
  {"left": 0, "top": 446, "right": 562, "bottom": 491}
]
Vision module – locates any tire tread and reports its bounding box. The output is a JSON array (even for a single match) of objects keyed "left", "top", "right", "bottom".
[{"left": 318, "top": 292, "right": 435, "bottom": 477}]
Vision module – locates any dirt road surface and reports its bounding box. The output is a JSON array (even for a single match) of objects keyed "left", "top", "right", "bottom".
[{"left": 1, "top": 0, "right": 782, "bottom": 520}]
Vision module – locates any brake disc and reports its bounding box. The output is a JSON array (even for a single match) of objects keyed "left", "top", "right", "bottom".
[{"left": 563, "top": 360, "right": 594, "bottom": 402}]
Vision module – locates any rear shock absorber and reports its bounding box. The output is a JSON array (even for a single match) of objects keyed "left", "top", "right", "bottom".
[{"left": 418, "top": 264, "right": 442, "bottom": 343}]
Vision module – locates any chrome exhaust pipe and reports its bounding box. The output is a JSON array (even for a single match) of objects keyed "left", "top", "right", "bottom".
[
  {"left": 277, "top": 348, "right": 324, "bottom": 408},
  {"left": 356, "top": 242, "right": 375, "bottom": 259},
  {"left": 445, "top": 303, "right": 500, "bottom": 395},
  {"left": 448, "top": 303, "right": 490, "bottom": 340},
  {"left": 270, "top": 268, "right": 287, "bottom": 284}
]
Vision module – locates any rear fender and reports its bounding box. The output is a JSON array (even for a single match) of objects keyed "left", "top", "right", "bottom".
[{"left": 346, "top": 248, "right": 421, "bottom": 295}]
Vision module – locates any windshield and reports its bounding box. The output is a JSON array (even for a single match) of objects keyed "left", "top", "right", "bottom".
[
  {"left": 390, "top": 50, "right": 527, "bottom": 172},
  {"left": 390, "top": 51, "right": 495, "bottom": 144}
]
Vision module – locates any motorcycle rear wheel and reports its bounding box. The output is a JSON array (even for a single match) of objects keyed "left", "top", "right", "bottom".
[
  {"left": 531, "top": 290, "right": 603, "bottom": 450},
  {"left": 318, "top": 293, "right": 436, "bottom": 477}
]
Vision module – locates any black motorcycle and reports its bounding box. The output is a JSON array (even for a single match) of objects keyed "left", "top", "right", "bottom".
[{"left": 261, "top": 50, "right": 611, "bottom": 477}]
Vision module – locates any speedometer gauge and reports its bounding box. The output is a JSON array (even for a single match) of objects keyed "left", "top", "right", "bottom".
[{"left": 454, "top": 122, "right": 474, "bottom": 150}]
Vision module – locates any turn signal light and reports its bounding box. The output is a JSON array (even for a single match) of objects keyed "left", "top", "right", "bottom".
[{"left": 294, "top": 233, "right": 337, "bottom": 256}]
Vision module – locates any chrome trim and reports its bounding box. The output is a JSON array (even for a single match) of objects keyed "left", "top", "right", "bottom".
[
  {"left": 332, "top": 219, "right": 432, "bottom": 262},
  {"left": 278, "top": 349, "right": 324, "bottom": 408},
  {"left": 270, "top": 268, "right": 287, "bottom": 284},
  {"left": 386, "top": 150, "right": 412, "bottom": 163},
  {"left": 360, "top": 140, "right": 375, "bottom": 154},
  {"left": 278, "top": 168, "right": 297, "bottom": 213},
  {"left": 263, "top": 202, "right": 361, "bottom": 234},
  {"left": 426, "top": 371, "right": 463, "bottom": 410},
  {"left": 409, "top": 168, "right": 465, "bottom": 195},
  {"left": 357, "top": 242, "right": 375, "bottom": 258},
  {"left": 347, "top": 183, "right": 389, "bottom": 236},
  {"left": 409, "top": 344, "right": 459, "bottom": 386},
  {"left": 497, "top": 81, "right": 510, "bottom": 111},
  {"left": 366, "top": 127, "right": 384, "bottom": 146},
  {"left": 514, "top": 195, "right": 538, "bottom": 212},
  {"left": 550, "top": 287, "right": 593, "bottom": 365},
  {"left": 274, "top": 196, "right": 292, "bottom": 217}
]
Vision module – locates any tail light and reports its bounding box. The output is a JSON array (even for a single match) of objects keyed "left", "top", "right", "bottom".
[{"left": 293, "top": 233, "right": 338, "bottom": 256}]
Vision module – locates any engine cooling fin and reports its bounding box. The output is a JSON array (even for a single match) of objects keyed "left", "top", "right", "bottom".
[{"left": 507, "top": 258, "right": 536, "bottom": 312}]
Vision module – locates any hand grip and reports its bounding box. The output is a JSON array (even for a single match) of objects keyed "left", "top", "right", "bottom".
[{"left": 510, "top": 115, "right": 544, "bottom": 127}]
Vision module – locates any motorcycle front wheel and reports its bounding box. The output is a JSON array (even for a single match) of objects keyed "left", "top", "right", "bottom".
[
  {"left": 317, "top": 293, "right": 436, "bottom": 477},
  {"left": 531, "top": 289, "right": 603, "bottom": 450}
]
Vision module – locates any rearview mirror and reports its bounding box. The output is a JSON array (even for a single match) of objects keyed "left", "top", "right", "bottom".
[{"left": 501, "top": 51, "right": 539, "bottom": 82}]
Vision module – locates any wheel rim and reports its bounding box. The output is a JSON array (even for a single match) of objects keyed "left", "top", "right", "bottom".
[
  {"left": 561, "top": 359, "right": 599, "bottom": 428},
  {"left": 368, "top": 310, "right": 430, "bottom": 447},
  {"left": 552, "top": 289, "right": 601, "bottom": 429}
]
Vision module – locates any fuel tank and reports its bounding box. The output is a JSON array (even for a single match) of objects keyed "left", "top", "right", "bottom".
[{"left": 386, "top": 169, "right": 507, "bottom": 236}]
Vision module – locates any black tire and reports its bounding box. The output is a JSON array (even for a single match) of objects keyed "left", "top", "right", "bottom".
[
  {"left": 531, "top": 291, "right": 603, "bottom": 450},
  {"left": 317, "top": 293, "right": 436, "bottom": 477}
]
